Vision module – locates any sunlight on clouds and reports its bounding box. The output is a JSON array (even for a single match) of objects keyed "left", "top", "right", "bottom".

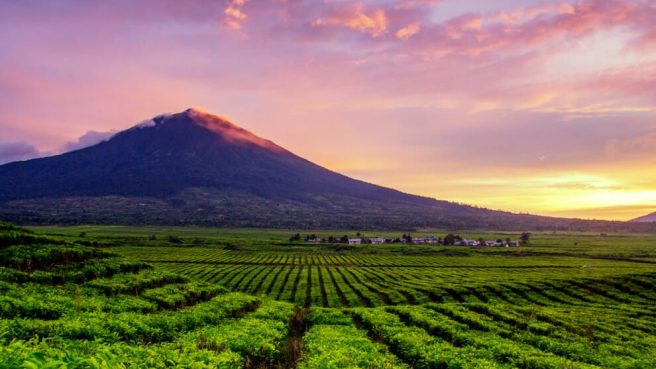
[
  {"left": 223, "top": 0, "right": 248, "bottom": 30},
  {"left": 313, "top": 4, "right": 388, "bottom": 37},
  {"left": 391, "top": 172, "right": 656, "bottom": 221},
  {"left": 3, "top": 0, "right": 656, "bottom": 221},
  {"left": 396, "top": 23, "right": 421, "bottom": 40}
]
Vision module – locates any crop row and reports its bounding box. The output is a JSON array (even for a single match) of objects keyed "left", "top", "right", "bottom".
[
  {"left": 120, "top": 247, "right": 656, "bottom": 270},
  {"left": 2, "top": 298, "right": 300, "bottom": 368},
  {"left": 158, "top": 261, "right": 656, "bottom": 308}
]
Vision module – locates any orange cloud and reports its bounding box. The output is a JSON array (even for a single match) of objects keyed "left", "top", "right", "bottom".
[
  {"left": 394, "top": 0, "right": 441, "bottom": 10},
  {"left": 224, "top": 0, "right": 248, "bottom": 30},
  {"left": 396, "top": 22, "right": 420, "bottom": 40},
  {"left": 313, "top": 3, "right": 388, "bottom": 37}
]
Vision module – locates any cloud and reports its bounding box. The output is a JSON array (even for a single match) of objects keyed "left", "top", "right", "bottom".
[
  {"left": 312, "top": 3, "right": 388, "bottom": 37},
  {"left": 62, "top": 130, "right": 117, "bottom": 153},
  {"left": 545, "top": 204, "right": 656, "bottom": 221},
  {"left": 0, "top": 141, "right": 42, "bottom": 164},
  {"left": 396, "top": 22, "right": 420, "bottom": 40},
  {"left": 224, "top": 0, "right": 248, "bottom": 30},
  {"left": 605, "top": 130, "right": 656, "bottom": 159},
  {"left": 2, "top": 0, "right": 656, "bottom": 220},
  {"left": 394, "top": 0, "right": 441, "bottom": 10}
]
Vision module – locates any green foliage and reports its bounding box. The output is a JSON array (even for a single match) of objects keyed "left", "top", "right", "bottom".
[
  {"left": 300, "top": 324, "right": 408, "bottom": 369},
  {"left": 1, "top": 223, "right": 656, "bottom": 368},
  {"left": 141, "top": 282, "right": 227, "bottom": 309},
  {"left": 0, "top": 244, "right": 114, "bottom": 272},
  {"left": 0, "top": 336, "right": 244, "bottom": 368},
  {"left": 306, "top": 308, "right": 353, "bottom": 326},
  {"left": 86, "top": 270, "right": 188, "bottom": 296}
]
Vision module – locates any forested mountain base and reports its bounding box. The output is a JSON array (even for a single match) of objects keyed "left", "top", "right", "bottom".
[{"left": 2, "top": 224, "right": 655, "bottom": 368}]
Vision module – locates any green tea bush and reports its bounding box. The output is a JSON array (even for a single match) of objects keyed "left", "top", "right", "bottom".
[
  {"left": 141, "top": 282, "right": 227, "bottom": 309},
  {"left": 86, "top": 269, "right": 188, "bottom": 296},
  {"left": 300, "top": 324, "right": 408, "bottom": 369}
]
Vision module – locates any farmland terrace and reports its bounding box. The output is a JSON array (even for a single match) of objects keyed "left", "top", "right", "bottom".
[{"left": 2, "top": 224, "right": 655, "bottom": 368}]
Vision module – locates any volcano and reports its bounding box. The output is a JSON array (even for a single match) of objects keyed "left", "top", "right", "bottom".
[{"left": 0, "top": 108, "right": 649, "bottom": 231}]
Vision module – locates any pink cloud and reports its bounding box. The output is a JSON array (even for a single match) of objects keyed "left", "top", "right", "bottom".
[
  {"left": 63, "top": 130, "right": 118, "bottom": 152},
  {"left": 406, "top": 0, "right": 640, "bottom": 58},
  {"left": 312, "top": 3, "right": 388, "bottom": 37},
  {"left": 394, "top": 0, "right": 441, "bottom": 10},
  {"left": 0, "top": 141, "right": 41, "bottom": 164},
  {"left": 2, "top": 0, "right": 656, "bottom": 219},
  {"left": 396, "top": 22, "right": 421, "bottom": 40},
  {"left": 606, "top": 131, "right": 656, "bottom": 159},
  {"left": 224, "top": 0, "right": 248, "bottom": 30}
]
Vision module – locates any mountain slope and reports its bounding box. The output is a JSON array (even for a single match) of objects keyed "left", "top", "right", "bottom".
[
  {"left": 0, "top": 109, "right": 444, "bottom": 204},
  {"left": 631, "top": 212, "right": 656, "bottom": 223},
  {"left": 0, "top": 108, "right": 651, "bottom": 231}
]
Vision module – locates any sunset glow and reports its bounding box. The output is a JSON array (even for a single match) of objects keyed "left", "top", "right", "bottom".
[{"left": 1, "top": 0, "right": 656, "bottom": 220}]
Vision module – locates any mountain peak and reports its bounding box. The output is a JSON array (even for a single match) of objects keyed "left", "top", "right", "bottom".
[
  {"left": 183, "top": 107, "right": 207, "bottom": 115},
  {"left": 133, "top": 108, "right": 285, "bottom": 153}
]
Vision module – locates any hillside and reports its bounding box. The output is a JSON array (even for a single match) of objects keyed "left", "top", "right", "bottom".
[
  {"left": 631, "top": 212, "right": 656, "bottom": 223},
  {"left": 0, "top": 108, "right": 652, "bottom": 231}
]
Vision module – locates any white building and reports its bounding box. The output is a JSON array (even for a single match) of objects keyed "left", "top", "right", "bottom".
[
  {"left": 348, "top": 238, "right": 362, "bottom": 245},
  {"left": 369, "top": 237, "right": 386, "bottom": 244},
  {"left": 412, "top": 237, "right": 427, "bottom": 244}
]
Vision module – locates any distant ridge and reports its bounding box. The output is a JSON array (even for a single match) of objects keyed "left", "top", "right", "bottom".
[
  {"left": 0, "top": 108, "right": 653, "bottom": 231},
  {"left": 631, "top": 212, "right": 656, "bottom": 223}
]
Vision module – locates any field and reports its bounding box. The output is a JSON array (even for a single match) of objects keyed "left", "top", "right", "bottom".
[{"left": 2, "top": 224, "right": 656, "bottom": 368}]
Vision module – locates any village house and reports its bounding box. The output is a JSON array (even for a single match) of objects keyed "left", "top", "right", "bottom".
[
  {"left": 348, "top": 238, "right": 362, "bottom": 245},
  {"left": 459, "top": 239, "right": 480, "bottom": 246},
  {"left": 412, "top": 237, "right": 427, "bottom": 244},
  {"left": 369, "top": 237, "right": 386, "bottom": 244}
]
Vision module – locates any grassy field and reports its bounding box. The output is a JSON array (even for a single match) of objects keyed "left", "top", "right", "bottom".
[{"left": 2, "top": 224, "right": 656, "bottom": 368}]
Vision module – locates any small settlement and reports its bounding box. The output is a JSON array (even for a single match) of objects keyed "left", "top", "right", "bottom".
[{"left": 296, "top": 233, "right": 525, "bottom": 247}]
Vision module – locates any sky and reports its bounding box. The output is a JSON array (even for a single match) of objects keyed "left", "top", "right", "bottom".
[{"left": 1, "top": 0, "right": 655, "bottom": 221}]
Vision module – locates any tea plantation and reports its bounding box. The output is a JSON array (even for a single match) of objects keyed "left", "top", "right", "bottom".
[{"left": 2, "top": 224, "right": 656, "bottom": 368}]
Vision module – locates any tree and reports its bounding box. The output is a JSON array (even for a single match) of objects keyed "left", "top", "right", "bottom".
[
  {"left": 443, "top": 234, "right": 457, "bottom": 246},
  {"left": 520, "top": 232, "right": 531, "bottom": 245},
  {"left": 289, "top": 233, "right": 301, "bottom": 242}
]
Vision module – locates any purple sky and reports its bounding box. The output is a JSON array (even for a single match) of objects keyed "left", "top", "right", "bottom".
[{"left": 1, "top": 0, "right": 656, "bottom": 220}]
